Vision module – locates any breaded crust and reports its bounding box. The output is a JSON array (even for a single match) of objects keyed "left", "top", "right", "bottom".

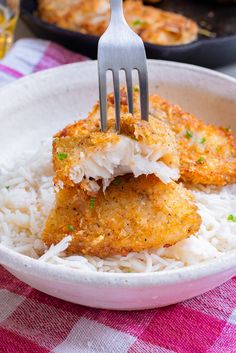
[
  {"left": 150, "top": 95, "right": 236, "bottom": 186},
  {"left": 53, "top": 113, "right": 179, "bottom": 188},
  {"left": 38, "top": 0, "right": 198, "bottom": 46},
  {"left": 123, "top": 0, "right": 198, "bottom": 46},
  {"left": 42, "top": 175, "right": 201, "bottom": 258},
  {"left": 89, "top": 88, "right": 236, "bottom": 186},
  {"left": 38, "top": 0, "right": 109, "bottom": 35}
]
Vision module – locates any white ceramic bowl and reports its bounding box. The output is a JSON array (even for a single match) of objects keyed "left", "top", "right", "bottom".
[{"left": 0, "top": 60, "right": 236, "bottom": 310}]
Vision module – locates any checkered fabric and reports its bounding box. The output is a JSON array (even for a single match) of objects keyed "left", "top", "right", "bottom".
[{"left": 0, "top": 39, "right": 236, "bottom": 353}]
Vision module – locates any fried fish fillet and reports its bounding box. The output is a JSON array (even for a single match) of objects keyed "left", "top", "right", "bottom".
[
  {"left": 124, "top": 0, "right": 198, "bottom": 46},
  {"left": 38, "top": 0, "right": 198, "bottom": 46},
  {"left": 53, "top": 113, "right": 179, "bottom": 193},
  {"left": 89, "top": 88, "right": 236, "bottom": 186},
  {"left": 42, "top": 175, "right": 201, "bottom": 258},
  {"left": 38, "top": 0, "right": 109, "bottom": 36},
  {"left": 150, "top": 95, "right": 236, "bottom": 185}
]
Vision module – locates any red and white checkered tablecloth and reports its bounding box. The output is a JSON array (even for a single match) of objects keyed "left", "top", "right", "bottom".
[{"left": 0, "top": 39, "right": 236, "bottom": 353}]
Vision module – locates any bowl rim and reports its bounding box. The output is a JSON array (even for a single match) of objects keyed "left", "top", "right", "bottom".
[
  {"left": 0, "top": 59, "right": 236, "bottom": 287},
  {"left": 1, "top": 244, "right": 236, "bottom": 287}
]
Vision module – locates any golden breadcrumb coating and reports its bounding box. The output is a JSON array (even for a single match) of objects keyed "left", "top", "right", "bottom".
[
  {"left": 89, "top": 88, "right": 236, "bottom": 186},
  {"left": 150, "top": 95, "right": 236, "bottom": 186},
  {"left": 38, "top": 0, "right": 198, "bottom": 46},
  {"left": 38, "top": 0, "right": 109, "bottom": 36},
  {"left": 53, "top": 113, "right": 179, "bottom": 190},
  {"left": 42, "top": 175, "right": 201, "bottom": 258},
  {"left": 123, "top": 0, "right": 198, "bottom": 46}
]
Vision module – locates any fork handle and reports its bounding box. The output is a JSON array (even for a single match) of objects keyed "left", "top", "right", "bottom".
[{"left": 110, "top": 0, "right": 126, "bottom": 25}]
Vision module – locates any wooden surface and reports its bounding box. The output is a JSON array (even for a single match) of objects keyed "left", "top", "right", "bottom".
[{"left": 15, "top": 20, "right": 35, "bottom": 40}]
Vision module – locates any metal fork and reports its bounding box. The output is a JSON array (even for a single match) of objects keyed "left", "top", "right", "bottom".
[{"left": 98, "top": 0, "right": 149, "bottom": 132}]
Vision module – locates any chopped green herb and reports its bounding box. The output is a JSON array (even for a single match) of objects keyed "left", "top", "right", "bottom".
[
  {"left": 216, "top": 146, "right": 221, "bottom": 152},
  {"left": 57, "top": 152, "right": 68, "bottom": 161},
  {"left": 200, "top": 137, "right": 206, "bottom": 144},
  {"left": 185, "top": 130, "right": 193, "bottom": 139},
  {"left": 67, "top": 225, "right": 75, "bottom": 231},
  {"left": 227, "top": 214, "right": 236, "bottom": 222},
  {"left": 197, "top": 156, "right": 205, "bottom": 164},
  {"left": 113, "top": 177, "right": 121, "bottom": 186},
  {"left": 133, "top": 85, "right": 139, "bottom": 92},
  {"left": 198, "top": 28, "right": 216, "bottom": 38},
  {"left": 126, "top": 269, "right": 133, "bottom": 273},
  {"left": 5, "top": 186, "right": 10, "bottom": 190},
  {"left": 89, "top": 197, "right": 96, "bottom": 209},
  {"left": 224, "top": 126, "right": 231, "bottom": 132},
  {"left": 132, "top": 19, "right": 147, "bottom": 27}
]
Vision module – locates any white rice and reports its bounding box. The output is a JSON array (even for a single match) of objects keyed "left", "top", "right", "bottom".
[{"left": 1, "top": 141, "right": 236, "bottom": 273}]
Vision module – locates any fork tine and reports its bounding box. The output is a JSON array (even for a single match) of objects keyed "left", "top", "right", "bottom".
[
  {"left": 98, "top": 0, "right": 149, "bottom": 130},
  {"left": 98, "top": 70, "right": 108, "bottom": 132},
  {"left": 112, "top": 71, "right": 120, "bottom": 132},
  {"left": 125, "top": 70, "right": 133, "bottom": 115},
  {"left": 138, "top": 69, "right": 149, "bottom": 121}
]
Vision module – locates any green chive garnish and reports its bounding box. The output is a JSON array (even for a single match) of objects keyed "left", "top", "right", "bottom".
[
  {"left": 132, "top": 19, "right": 147, "bottom": 27},
  {"left": 200, "top": 137, "right": 206, "bottom": 144},
  {"left": 113, "top": 177, "right": 121, "bottom": 186},
  {"left": 197, "top": 156, "right": 205, "bottom": 164},
  {"left": 5, "top": 186, "right": 10, "bottom": 190},
  {"left": 186, "top": 130, "right": 193, "bottom": 139},
  {"left": 227, "top": 214, "right": 236, "bottom": 222},
  {"left": 216, "top": 146, "right": 221, "bottom": 152},
  {"left": 198, "top": 28, "right": 216, "bottom": 38},
  {"left": 67, "top": 225, "right": 75, "bottom": 231},
  {"left": 89, "top": 197, "right": 95, "bottom": 209},
  {"left": 57, "top": 152, "right": 68, "bottom": 161},
  {"left": 133, "top": 85, "right": 139, "bottom": 92}
]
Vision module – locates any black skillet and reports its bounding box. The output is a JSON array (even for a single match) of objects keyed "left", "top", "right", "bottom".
[{"left": 20, "top": 0, "right": 236, "bottom": 68}]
